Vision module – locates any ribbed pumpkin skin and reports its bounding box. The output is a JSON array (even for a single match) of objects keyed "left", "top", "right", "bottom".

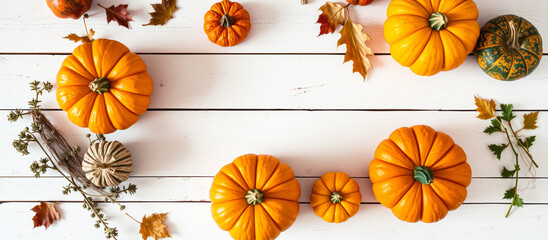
[
  {"left": 310, "top": 172, "right": 361, "bottom": 223},
  {"left": 210, "top": 154, "right": 300, "bottom": 240},
  {"left": 369, "top": 125, "right": 471, "bottom": 223},
  {"left": 204, "top": 0, "right": 251, "bottom": 47},
  {"left": 82, "top": 141, "right": 132, "bottom": 187},
  {"left": 46, "top": 0, "right": 92, "bottom": 19},
  {"left": 56, "top": 39, "right": 153, "bottom": 134},
  {"left": 475, "top": 15, "right": 543, "bottom": 81},
  {"left": 347, "top": 0, "right": 372, "bottom": 6},
  {"left": 384, "top": 0, "right": 480, "bottom": 76}
]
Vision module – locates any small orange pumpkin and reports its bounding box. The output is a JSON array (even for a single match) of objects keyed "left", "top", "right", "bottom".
[
  {"left": 204, "top": 0, "right": 251, "bottom": 47},
  {"left": 369, "top": 125, "right": 471, "bottom": 223},
  {"left": 310, "top": 172, "right": 361, "bottom": 223},
  {"left": 46, "top": 0, "right": 92, "bottom": 19},
  {"left": 347, "top": 0, "right": 373, "bottom": 6},
  {"left": 210, "top": 154, "right": 300, "bottom": 239},
  {"left": 56, "top": 39, "right": 153, "bottom": 134}
]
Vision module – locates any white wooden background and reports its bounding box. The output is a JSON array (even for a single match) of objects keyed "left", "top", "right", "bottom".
[{"left": 1, "top": 0, "right": 547, "bottom": 239}]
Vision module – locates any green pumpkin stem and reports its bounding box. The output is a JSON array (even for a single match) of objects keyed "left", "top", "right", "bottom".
[
  {"left": 429, "top": 12, "right": 448, "bottom": 31},
  {"left": 246, "top": 189, "right": 264, "bottom": 205},
  {"left": 89, "top": 78, "right": 110, "bottom": 94},
  {"left": 414, "top": 166, "right": 434, "bottom": 185},
  {"left": 330, "top": 192, "right": 343, "bottom": 204},
  {"left": 220, "top": 13, "right": 235, "bottom": 28},
  {"left": 507, "top": 20, "right": 520, "bottom": 49}
]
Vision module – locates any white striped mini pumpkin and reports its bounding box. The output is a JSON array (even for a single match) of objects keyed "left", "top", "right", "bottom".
[{"left": 82, "top": 141, "right": 133, "bottom": 187}]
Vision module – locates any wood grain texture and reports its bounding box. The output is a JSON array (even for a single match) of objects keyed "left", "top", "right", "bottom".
[
  {"left": 1, "top": 0, "right": 546, "bottom": 53},
  {"left": 1, "top": 55, "right": 548, "bottom": 110},
  {"left": 1, "top": 203, "right": 546, "bottom": 240},
  {"left": 3, "top": 111, "right": 546, "bottom": 177}
]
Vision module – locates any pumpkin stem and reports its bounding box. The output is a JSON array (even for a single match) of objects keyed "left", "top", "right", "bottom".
[
  {"left": 414, "top": 166, "right": 434, "bottom": 185},
  {"left": 89, "top": 78, "right": 110, "bottom": 94},
  {"left": 429, "top": 12, "right": 448, "bottom": 31},
  {"left": 507, "top": 20, "right": 520, "bottom": 49},
  {"left": 246, "top": 189, "right": 264, "bottom": 205},
  {"left": 220, "top": 13, "right": 234, "bottom": 28},
  {"left": 330, "top": 192, "right": 343, "bottom": 204}
]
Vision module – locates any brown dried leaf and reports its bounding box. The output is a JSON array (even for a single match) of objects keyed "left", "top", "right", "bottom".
[
  {"left": 474, "top": 96, "right": 496, "bottom": 120},
  {"left": 317, "top": 2, "right": 346, "bottom": 36},
  {"left": 63, "top": 29, "right": 95, "bottom": 43},
  {"left": 143, "top": 0, "right": 178, "bottom": 26},
  {"left": 523, "top": 112, "right": 539, "bottom": 129},
  {"left": 337, "top": 19, "right": 374, "bottom": 80},
  {"left": 99, "top": 4, "right": 134, "bottom": 29},
  {"left": 139, "top": 213, "right": 171, "bottom": 240},
  {"left": 31, "top": 202, "right": 60, "bottom": 230}
]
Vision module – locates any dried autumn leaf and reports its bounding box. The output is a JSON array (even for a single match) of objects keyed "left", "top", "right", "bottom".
[
  {"left": 31, "top": 202, "right": 60, "bottom": 230},
  {"left": 139, "top": 213, "right": 171, "bottom": 240},
  {"left": 474, "top": 96, "right": 496, "bottom": 120},
  {"left": 98, "top": 4, "right": 134, "bottom": 29},
  {"left": 523, "top": 112, "right": 539, "bottom": 129},
  {"left": 63, "top": 29, "right": 95, "bottom": 43},
  {"left": 143, "top": 0, "right": 178, "bottom": 26},
  {"left": 317, "top": 2, "right": 346, "bottom": 36},
  {"left": 337, "top": 18, "right": 374, "bottom": 80}
]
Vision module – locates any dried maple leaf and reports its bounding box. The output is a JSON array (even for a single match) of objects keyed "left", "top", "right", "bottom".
[
  {"left": 98, "top": 4, "right": 134, "bottom": 29},
  {"left": 523, "top": 112, "right": 539, "bottom": 129},
  {"left": 31, "top": 202, "right": 60, "bottom": 230},
  {"left": 317, "top": 2, "right": 346, "bottom": 36},
  {"left": 139, "top": 213, "right": 171, "bottom": 240},
  {"left": 474, "top": 96, "right": 496, "bottom": 120},
  {"left": 143, "top": 0, "right": 178, "bottom": 26},
  {"left": 337, "top": 18, "right": 374, "bottom": 80},
  {"left": 63, "top": 29, "right": 95, "bottom": 43}
]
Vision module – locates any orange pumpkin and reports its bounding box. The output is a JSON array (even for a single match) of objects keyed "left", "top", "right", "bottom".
[
  {"left": 310, "top": 172, "right": 361, "bottom": 223},
  {"left": 347, "top": 0, "right": 373, "bottom": 6},
  {"left": 56, "top": 39, "right": 153, "bottom": 134},
  {"left": 46, "top": 0, "right": 92, "bottom": 19},
  {"left": 369, "top": 125, "right": 471, "bottom": 223},
  {"left": 204, "top": 0, "right": 251, "bottom": 47},
  {"left": 384, "top": 0, "right": 480, "bottom": 76},
  {"left": 210, "top": 154, "right": 300, "bottom": 239}
]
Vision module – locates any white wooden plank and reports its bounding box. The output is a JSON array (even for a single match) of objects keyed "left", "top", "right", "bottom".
[
  {"left": 2, "top": 55, "right": 548, "bottom": 110},
  {"left": 1, "top": 0, "right": 546, "bottom": 53},
  {"left": 1, "top": 202, "right": 546, "bottom": 240},
  {"left": 3, "top": 111, "right": 547, "bottom": 177},
  {"left": 1, "top": 177, "right": 546, "bottom": 204}
]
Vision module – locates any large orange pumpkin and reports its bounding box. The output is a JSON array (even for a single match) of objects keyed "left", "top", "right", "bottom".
[
  {"left": 210, "top": 154, "right": 300, "bottom": 239},
  {"left": 369, "top": 125, "right": 471, "bottom": 223},
  {"left": 56, "top": 39, "right": 153, "bottom": 134},
  {"left": 384, "top": 0, "right": 480, "bottom": 76},
  {"left": 46, "top": 0, "right": 92, "bottom": 19},
  {"left": 310, "top": 172, "right": 361, "bottom": 223},
  {"left": 204, "top": 0, "right": 251, "bottom": 47}
]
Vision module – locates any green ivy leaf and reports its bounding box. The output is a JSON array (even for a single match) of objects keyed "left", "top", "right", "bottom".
[
  {"left": 512, "top": 195, "right": 524, "bottom": 207},
  {"left": 501, "top": 166, "right": 516, "bottom": 178},
  {"left": 503, "top": 188, "right": 516, "bottom": 200},
  {"left": 500, "top": 104, "right": 516, "bottom": 122},
  {"left": 488, "top": 143, "right": 507, "bottom": 160},
  {"left": 484, "top": 119, "right": 503, "bottom": 135}
]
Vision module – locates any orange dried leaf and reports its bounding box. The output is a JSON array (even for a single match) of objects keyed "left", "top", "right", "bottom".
[
  {"left": 317, "top": 2, "right": 346, "bottom": 36},
  {"left": 143, "top": 0, "right": 178, "bottom": 26},
  {"left": 99, "top": 4, "right": 134, "bottom": 29},
  {"left": 337, "top": 18, "right": 374, "bottom": 80},
  {"left": 31, "top": 202, "right": 60, "bottom": 230},
  {"left": 139, "top": 213, "right": 171, "bottom": 240},
  {"left": 474, "top": 96, "right": 496, "bottom": 120},
  {"left": 63, "top": 29, "right": 95, "bottom": 43},
  {"left": 523, "top": 112, "right": 539, "bottom": 129}
]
